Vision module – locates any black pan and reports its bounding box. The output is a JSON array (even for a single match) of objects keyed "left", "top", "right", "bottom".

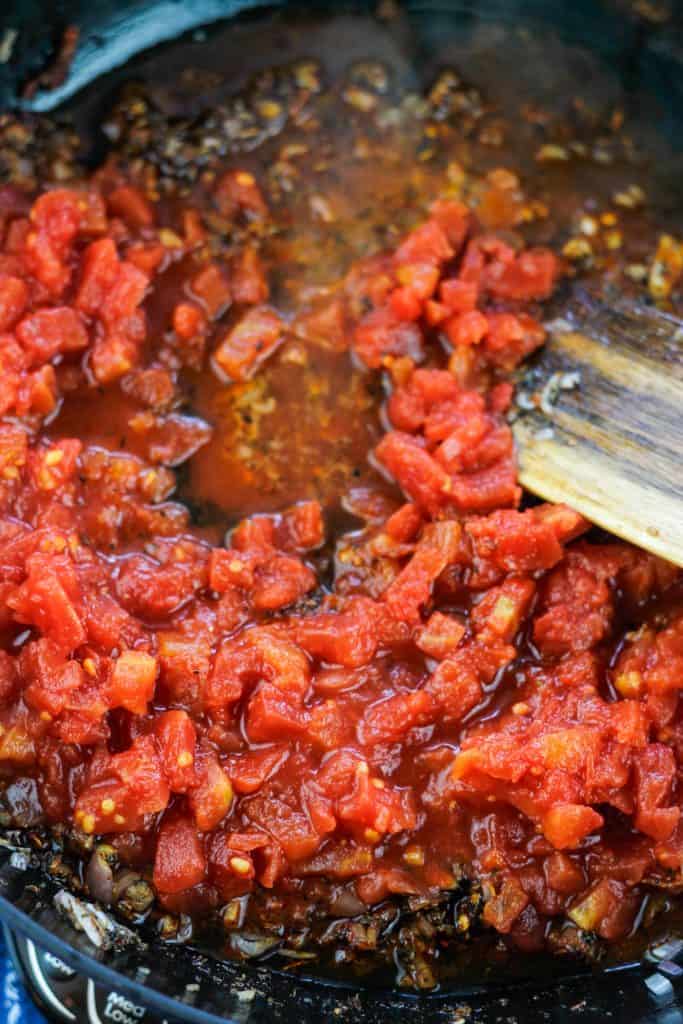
[{"left": 0, "top": 2, "right": 682, "bottom": 1021}]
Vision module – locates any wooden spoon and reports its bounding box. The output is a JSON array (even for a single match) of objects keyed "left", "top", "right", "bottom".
[{"left": 511, "top": 289, "right": 683, "bottom": 566}]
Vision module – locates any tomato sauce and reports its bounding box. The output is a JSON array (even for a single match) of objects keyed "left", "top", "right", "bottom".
[{"left": 0, "top": 30, "right": 682, "bottom": 988}]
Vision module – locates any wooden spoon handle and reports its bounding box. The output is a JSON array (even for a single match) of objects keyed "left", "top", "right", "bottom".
[{"left": 512, "top": 292, "right": 683, "bottom": 566}]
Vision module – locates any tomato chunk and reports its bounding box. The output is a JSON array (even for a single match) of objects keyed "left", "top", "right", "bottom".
[
  {"left": 108, "top": 650, "right": 158, "bottom": 715},
  {"left": 212, "top": 307, "right": 283, "bottom": 382},
  {"left": 154, "top": 815, "right": 207, "bottom": 894}
]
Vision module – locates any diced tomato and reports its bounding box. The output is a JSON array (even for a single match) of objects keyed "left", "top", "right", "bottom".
[
  {"left": 450, "top": 460, "right": 520, "bottom": 514},
  {"left": 568, "top": 878, "right": 636, "bottom": 939},
  {"left": 74, "top": 735, "right": 170, "bottom": 834},
  {"left": 103, "top": 261, "right": 148, "bottom": 325},
  {"left": 251, "top": 553, "right": 315, "bottom": 611},
  {"left": 485, "top": 312, "right": 546, "bottom": 369},
  {"left": 483, "top": 874, "right": 530, "bottom": 933},
  {"left": 115, "top": 553, "right": 201, "bottom": 620},
  {"left": 85, "top": 593, "right": 142, "bottom": 653},
  {"left": 467, "top": 509, "right": 566, "bottom": 573},
  {"left": 232, "top": 514, "right": 275, "bottom": 553},
  {"left": 415, "top": 611, "right": 466, "bottom": 659},
  {"left": 245, "top": 792, "right": 321, "bottom": 860},
  {"left": 191, "top": 263, "right": 232, "bottom": 318},
  {"left": 383, "top": 520, "right": 462, "bottom": 623},
  {"left": 208, "top": 831, "right": 257, "bottom": 895},
  {"left": 107, "top": 186, "right": 155, "bottom": 228},
  {"left": 154, "top": 709, "right": 197, "bottom": 792},
  {"left": 189, "top": 752, "right": 234, "bottom": 831},
  {"left": 108, "top": 650, "right": 157, "bottom": 715},
  {"left": 4, "top": 218, "right": 31, "bottom": 254},
  {"left": 293, "top": 297, "right": 348, "bottom": 352},
  {"left": 90, "top": 331, "right": 137, "bottom": 383},
  {"left": 75, "top": 238, "right": 121, "bottom": 315},
  {"left": 394, "top": 262, "right": 440, "bottom": 300},
  {"left": 30, "top": 190, "right": 82, "bottom": 249},
  {"left": 633, "top": 744, "right": 680, "bottom": 841},
  {"left": 157, "top": 632, "right": 211, "bottom": 704},
  {"left": 16, "top": 307, "right": 88, "bottom": 365},
  {"left": 226, "top": 746, "right": 288, "bottom": 795},
  {"left": 20, "top": 365, "right": 57, "bottom": 415},
  {"left": 307, "top": 699, "right": 353, "bottom": 750},
  {"left": 490, "top": 380, "right": 514, "bottom": 413},
  {"left": 246, "top": 628, "right": 310, "bottom": 697},
  {"left": 394, "top": 220, "right": 453, "bottom": 266},
  {"left": 0, "top": 423, "right": 27, "bottom": 479},
  {"left": 358, "top": 690, "right": 433, "bottom": 745},
  {"left": 154, "top": 815, "right": 206, "bottom": 894},
  {"left": 111, "top": 735, "right": 171, "bottom": 816},
  {"left": 424, "top": 299, "right": 450, "bottom": 326},
  {"left": 337, "top": 761, "right": 418, "bottom": 837},
  {"left": 444, "top": 310, "right": 488, "bottom": 347},
  {"left": 126, "top": 242, "right": 166, "bottom": 275},
  {"left": 426, "top": 649, "right": 483, "bottom": 720},
  {"left": 204, "top": 634, "right": 292, "bottom": 712},
  {"left": 294, "top": 597, "right": 386, "bottom": 668},
  {"left": 459, "top": 235, "right": 515, "bottom": 286},
  {"left": 353, "top": 309, "right": 423, "bottom": 369},
  {"left": 9, "top": 553, "right": 85, "bottom": 652},
  {"left": 22, "top": 235, "right": 71, "bottom": 296},
  {"left": 440, "top": 277, "right": 477, "bottom": 313},
  {"left": 22, "top": 640, "right": 85, "bottom": 716},
  {"left": 303, "top": 780, "right": 337, "bottom": 835},
  {"left": 430, "top": 199, "right": 470, "bottom": 250},
  {"left": 246, "top": 684, "right": 308, "bottom": 743},
  {"left": 181, "top": 209, "right": 206, "bottom": 246},
  {"left": 375, "top": 431, "right": 451, "bottom": 514},
  {"left": 384, "top": 502, "right": 422, "bottom": 543},
  {"left": 0, "top": 650, "right": 17, "bottom": 705},
  {"left": 356, "top": 867, "right": 419, "bottom": 904},
  {"left": 533, "top": 564, "right": 612, "bottom": 657},
  {"left": 543, "top": 851, "right": 585, "bottom": 894},
  {"left": 172, "top": 302, "right": 206, "bottom": 340},
  {"left": 471, "top": 577, "right": 535, "bottom": 644},
  {"left": 29, "top": 439, "right": 81, "bottom": 491},
  {"left": 390, "top": 286, "right": 423, "bottom": 321},
  {"left": 212, "top": 306, "right": 283, "bottom": 382},
  {"left": 231, "top": 246, "right": 269, "bottom": 304},
  {"left": 280, "top": 500, "right": 324, "bottom": 551},
  {"left": 0, "top": 275, "right": 28, "bottom": 331},
  {"left": 484, "top": 247, "right": 559, "bottom": 301},
  {"left": 542, "top": 804, "right": 604, "bottom": 849},
  {"left": 208, "top": 548, "right": 254, "bottom": 592}
]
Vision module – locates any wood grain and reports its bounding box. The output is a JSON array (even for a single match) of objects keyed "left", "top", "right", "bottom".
[{"left": 512, "top": 293, "right": 683, "bottom": 566}]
